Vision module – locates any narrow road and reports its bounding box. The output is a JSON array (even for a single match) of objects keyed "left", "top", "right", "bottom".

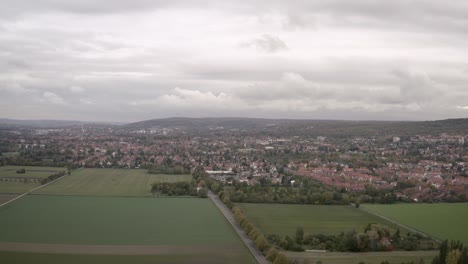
[{"left": 208, "top": 191, "right": 269, "bottom": 264}]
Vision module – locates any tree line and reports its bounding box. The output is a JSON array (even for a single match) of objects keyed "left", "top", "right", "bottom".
[
  {"left": 218, "top": 191, "right": 290, "bottom": 264},
  {"left": 265, "top": 224, "right": 437, "bottom": 253}
]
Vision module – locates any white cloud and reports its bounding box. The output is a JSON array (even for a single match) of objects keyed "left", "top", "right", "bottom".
[
  {"left": 1, "top": 1, "right": 468, "bottom": 121},
  {"left": 240, "top": 34, "right": 288, "bottom": 53},
  {"left": 42, "top": 92, "right": 66, "bottom": 105},
  {"left": 69, "top": 85, "right": 84, "bottom": 93},
  {"left": 79, "top": 98, "right": 93, "bottom": 105}
]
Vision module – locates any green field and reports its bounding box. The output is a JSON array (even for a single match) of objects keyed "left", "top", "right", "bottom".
[
  {"left": 0, "top": 182, "right": 40, "bottom": 194},
  {"left": 0, "top": 251, "right": 246, "bottom": 264},
  {"left": 363, "top": 203, "right": 468, "bottom": 245},
  {"left": 285, "top": 250, "right": 437, "bottom": 264},
  {"left": 0, "top": 166, "right": 66, "bottom": 178},
  {"left": 34, "top": 168, "right": 192, "bottom": 197},
  {"left": 0, "top": 195, "right": 229, "bottom": 245},
  {"left": 0, "top": 195, "right": 255, "bottom": 263},
  {"left": 238, "top": 203, "right": 396, "bottom": 237},
  {"left": 0, "top": 166, "right": 66, "bottom": 194}
]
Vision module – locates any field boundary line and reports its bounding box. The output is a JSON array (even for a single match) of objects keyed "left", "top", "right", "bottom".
[
  {"left": 0, "top": 167, "right": 83, "bottom": 207},
  {"left": 359, "top": 205, "right": 442, "bottom": 242}
]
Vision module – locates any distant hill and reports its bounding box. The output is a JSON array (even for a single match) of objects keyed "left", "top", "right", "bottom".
[
  {"left": 124, "top": 117, "right": 468, "bottom": 137},
  {"left": 124, "top": 117, "right": 307, "bottom": 129},
  {"left": 0, "top": 118, "right": 123, "bottom": 128}
]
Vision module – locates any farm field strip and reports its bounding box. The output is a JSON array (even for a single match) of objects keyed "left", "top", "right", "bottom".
[
  {"left": 0, "top": 166, "right": 66, "bottom": 179},
  {"left": 33, "top": 168, "right": 192, "bottom": 197},
  {"left": 0, "top": 195, "right": 256, "bottom": 263},
  {"left": 0, "top": 166, "right": 67, "bottom": 195},
  {"left": 0, "top": 251, "right": 251, "bottom": 264},
  {"left": 0, "top": 195, "right": 248, "bottom": 246},
  {"left": 363, "top": 203, "right": 468, "bottom": 245},
  {"left": 0, "top": 242, "right": 234, "bottom": 255},
  {"left": 0, "top": 182, "right": 40, "bottom": 194},
  {"left": 237, "top": 203, "right": 400, "bottom": 237}
]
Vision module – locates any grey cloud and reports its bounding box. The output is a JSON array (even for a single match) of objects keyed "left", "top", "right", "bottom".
[
  {"left": 0, "top": 1, "right": 467, "bottom": 122},
  {"left": 241, "top": 34, "right": 288, "bottom": 53}
]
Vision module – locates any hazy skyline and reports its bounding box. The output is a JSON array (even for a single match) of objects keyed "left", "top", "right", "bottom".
[{"left": 1, "top": 0, "right": 468, "bottom": 122}]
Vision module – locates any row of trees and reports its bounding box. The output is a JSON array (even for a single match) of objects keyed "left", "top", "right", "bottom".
[
  {"left": 40, "top": 171, "right": 67, "bottom": 185},
  {"left": 266, "top": 224, "right": 437, "bottom": 253},
  {"left": 150, "top": 182, "right": 207, "bottom": 198},
  {"left": 218, "top": 192, "right": 289, "bottom": 264},
  {"left": 223, "top": 175, "right": 403, "bottom": 206}
]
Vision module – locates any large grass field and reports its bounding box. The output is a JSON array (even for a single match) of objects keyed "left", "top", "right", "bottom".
[
  {"left": 285, "top": 250, "right": 437, "bottom": 264},
  {"left": 0, "top": 195, "right": 230, "bottom": 245},
  {"left": 34, "top": 168, "right": 192, "bottom": 197},
  {"left": 0, "top": 251, "right": 248, "bottom": 264},
  {"left": 0, "top": 166, "right": 66, "bottom": 194},
  {"left": 238, "top": 203, "right": 396, "bottom": 237},
  {"left": 363, "top": 203, "right": 468, "bottom": 245},
  {"left": 0, "top": 182, "right": 40, "bottom": 194},
  {"left": 0, "top": 195, "right": 255, "bottom": 263}
]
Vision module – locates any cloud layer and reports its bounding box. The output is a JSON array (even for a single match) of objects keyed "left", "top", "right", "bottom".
[{"left": 1, "top": 0, "right": 467, "bottom": 122}]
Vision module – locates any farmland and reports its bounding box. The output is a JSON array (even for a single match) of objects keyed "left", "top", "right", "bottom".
[
  {"left": 363, "top": 203, "right": 468, "bottom": 245},
  {"left": 0, "top": 166, "right": 66, "bottom": 179},
  {"left": 34, "top": 168, "right": 192, "bottom": 197},
  {"left": 0, "top": 195, "right": 256, "bottom": 263},
  {"left": 237, "top": 203, "right": 395, "bottom": 237},
  {"left": 0, "top": 166, "right": 66, "bottom": 194},
  {"left": 0, "top": 251, "right": 248, "bottom": 264}
]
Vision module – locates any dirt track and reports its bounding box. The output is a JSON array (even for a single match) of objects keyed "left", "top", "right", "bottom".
[{"left": 0, "top": 242, "right": 226, "bottom": 255}]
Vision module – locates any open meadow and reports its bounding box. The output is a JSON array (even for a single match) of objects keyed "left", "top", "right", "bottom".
[
  {"left": 0, "top": 166, "right": 66, "bottom": 194},
  {"left": 363, "top": 203, "right": 468, "bottom": 245},
  {"left": 237, "top": 203, "right": 397, "bottom": 237},
  {"left": 33, "top": 168, "right": 192, "bottom": 197},
  {"left": 0, "top": 195, "right": 255, "bottom": 264}
]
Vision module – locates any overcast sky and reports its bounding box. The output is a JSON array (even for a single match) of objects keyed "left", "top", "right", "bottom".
[{"left": 1, "top": 0, "right": 468, "bottom": 122}]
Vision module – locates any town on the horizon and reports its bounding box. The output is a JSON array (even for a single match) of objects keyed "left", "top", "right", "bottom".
[{"left": 1, "top": 117, "right": 467, "bottom": 203}]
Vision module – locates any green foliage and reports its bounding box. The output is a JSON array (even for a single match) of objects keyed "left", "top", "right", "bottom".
[
  {"left": 266, "top": 248, "right": 279, "bottom": 262},
  {"left": 295, "top": 226, "right": 304, "bottom": 244},
  {"left": 39, "top": 171, "right": 66, "bottom": 185},
  {"left": 197, "top": 188, "right": 208, "bottom": 198},
  {"left": 151, "top": 182, "right": 197, "bottom": 196},
  {"left": 273, "top": 253, "right": 289, "bottom": 264},
  {"left": 270, "top": 223, "right": 434, "bottom": 253},
  {"left": 432, "top": 240, "right": 468, "bottom": 264}
]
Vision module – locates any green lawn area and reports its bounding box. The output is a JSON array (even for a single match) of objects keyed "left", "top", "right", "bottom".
[
  {"left": 0, "top": 195, "right": 238, "bottom": 245},
  {"left": 238, "top": 203, "right": 396, "bottom": 237},
  {"left": 0, "top": 166, "right": 66, "bottom": 194},
  {"left": 0, "top": 182, "right": 40, "bottom": 194},
  {"left": 0, "top": 166, "right": 66, "bottom": 178},
  {"left": 33, "top": 168, "right": 192, "bottom": 197},
  {"left": 363, "top": 203, "right": 468, "bottom": 245},
  {"left": 285, "top": 250, "right": 437, "bottom": 264},
  {"left": 0, "top": 251, "right": 250, "bottom": 264},
  {"left": 0, "top": 195, "right": 255, "bottom": 263}
]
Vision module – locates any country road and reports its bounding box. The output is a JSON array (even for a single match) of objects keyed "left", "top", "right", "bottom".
[{"left": 208, "top": 191, "right": 269, "bottom": 264}]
